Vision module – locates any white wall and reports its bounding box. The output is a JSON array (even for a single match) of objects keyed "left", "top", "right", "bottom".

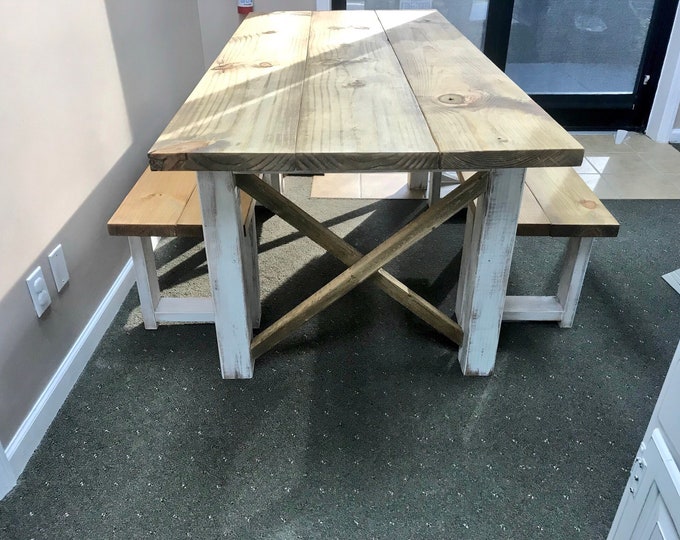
[
  {"left": 197, "top": 0, "right": 316, "bottom": 69},
  {"left": 0, "top": 0, "right": 205, "bottom": 448}
]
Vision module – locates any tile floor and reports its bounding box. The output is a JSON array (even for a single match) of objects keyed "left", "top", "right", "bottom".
[
  {"left": 310, "top": 132, "right": 680, "bottom": 200},
  {"left": 573, "top": 133, "right": 680, "bottom": 199}
]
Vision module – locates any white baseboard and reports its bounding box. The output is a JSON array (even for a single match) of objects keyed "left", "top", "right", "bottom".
[
  {"left": 0, "top": 442, "right": 14, "bottom": 499},
  {"left": 3, "top": 259, "right": 135, "bottom": 490},
  {"left": 670, "top": 128, "right": 680, "bottom": 144}
]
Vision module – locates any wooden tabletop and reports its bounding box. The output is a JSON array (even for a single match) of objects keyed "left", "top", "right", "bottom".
[{"left": 149, "top": 10, "right": 583, "bottom": 174}]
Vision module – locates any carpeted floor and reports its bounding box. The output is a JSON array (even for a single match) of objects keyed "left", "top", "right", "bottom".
[{"left": 1, "top": 179, "right": 679, "bottom": 539}]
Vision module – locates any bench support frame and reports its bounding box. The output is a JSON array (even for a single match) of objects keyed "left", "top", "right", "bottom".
[
  {"left": 502, "top": 237, "right": 594, "bottom": 327},
  {"left": 433, "top": 170, "right": 604, "bottom": 331},
  {"left": 127, "top": 180, "right": 260, "bottom": 359}
]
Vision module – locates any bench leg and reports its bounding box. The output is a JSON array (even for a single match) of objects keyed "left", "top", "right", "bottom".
[
  {"left": 408, "top": 171, "right": 429, "bottom": 190},
  {"left": 197, "top": 171, "right": 254, "bottom": 379},
  {"left": 241, "top": 212, "right": 261, "bottom": 329},
  {"left": 428, "top": 172, "right": 442, "bottom": 207},
  {"left": 456, "top": 168, "right": 525, "bottom": 376},
  {"left": 556, "top": 237, "right": 594, "bottom": 328},
  {"left": 129, "top": 236, "right": 160, "bottom": 330}
]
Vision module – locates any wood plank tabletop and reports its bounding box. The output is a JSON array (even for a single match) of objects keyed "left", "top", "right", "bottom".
[{"left": 149, "top": 10, "right": 583, "bottom": 173}]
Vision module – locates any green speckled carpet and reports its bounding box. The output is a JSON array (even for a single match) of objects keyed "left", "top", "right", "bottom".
[{"left": 2, "top": 179, "right": 679, "bottom": 539}]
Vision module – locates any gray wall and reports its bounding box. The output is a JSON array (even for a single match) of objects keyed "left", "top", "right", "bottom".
[{"left": 0, "top": 0, "right": 205, "bottom": 445}]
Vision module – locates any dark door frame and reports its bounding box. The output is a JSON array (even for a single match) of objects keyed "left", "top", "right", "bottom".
[{"left": 485, "top": 0, "right": 680, "bottom": 130}]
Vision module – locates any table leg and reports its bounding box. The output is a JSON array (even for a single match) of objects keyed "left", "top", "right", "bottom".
[
  {"left": 197, "top": 171, "right": 254, "bottom": 379},
  {"left": 456, "top": 168, "right": 525, "bottom": 376}
]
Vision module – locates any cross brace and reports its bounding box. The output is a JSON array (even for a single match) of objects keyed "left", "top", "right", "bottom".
[{"left": 235, "top": 172, "right": 488, "bottom": 360}]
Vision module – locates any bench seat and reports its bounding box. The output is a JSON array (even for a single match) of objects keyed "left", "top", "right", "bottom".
[
  {"left": 108, "top": 167, "right": 259, "bottom": 330},
  {"left": 434, "top": 167, "right": 619, "bottom": 327}
]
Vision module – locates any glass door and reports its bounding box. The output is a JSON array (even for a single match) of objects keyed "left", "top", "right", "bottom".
[
  {"left": 498, "top": 0, "right": 679, "bottom": 129},
  {"left": 331, "top": 0, "right": 679, "bottom": 131},
  {"left": 335, "top": 0, "right": 489, "bottom": 49}
]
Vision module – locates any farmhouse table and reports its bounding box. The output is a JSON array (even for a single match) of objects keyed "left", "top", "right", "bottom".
[{"left": 148, "top": 10, "right": 583, "bottom": 379}]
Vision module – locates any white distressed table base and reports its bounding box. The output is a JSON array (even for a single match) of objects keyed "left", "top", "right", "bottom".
[
  {"left": 455, "top": 169, "right": 526, "bottom": 376},
  {"left": 197, "top": 171, "right": 255, "bottom": 379}
]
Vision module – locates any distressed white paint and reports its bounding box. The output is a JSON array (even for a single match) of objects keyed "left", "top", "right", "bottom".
[
  {"left": 500, "top": 238, "right": 595, "bottom": 324},
  {"left": 129, "top": 236, "right": 161, "bottom": 329},
  {"left": 127, "top": 222, "right": 259, "bottom": 328},
  {"left": 0, "top": 442, "right": 15, "bottom": 500},
  {"left": 456, "top": 168, "right": 525, "bottom": 376},
  {"left": 647, "top": 5, "right": 680, "bottom": 142},
  {"left": 155, "top": 298, "right": 215, "bottom": 323},
  {"left": 557, "top": 237, "right": 594, "bottom": 328},
  {"left": 503, "top": 295, "right": 564, "bottom": 321},
  {"left": 197, "top": 171, "right": 254, "bottom": 379}
]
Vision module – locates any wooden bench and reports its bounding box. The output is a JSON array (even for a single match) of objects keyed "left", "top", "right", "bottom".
[
  {"left": 108, "top": 167, "right": 259, "bottom": 330},
  {"left": 430, "top": 167, "right": 619, "bottom": 328}
]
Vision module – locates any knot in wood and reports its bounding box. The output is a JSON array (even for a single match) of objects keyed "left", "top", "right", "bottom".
[
  {"left": 255, "top": 62, "right": 273, "bottom": 68},
  {"left": 345, "top": 79, "right": 366, "bottom": 88},
  {"left": 437, "top": 91, "right": 485, "bottom": 107},
  {"left": 581, "top": 199, "right": 597, "bottom": 209},
  {"left": 211, "top": 62, "right": 241, "bottom": 72},
  {"left": 439, "top": 93, "right": 464, "bottom": 105}
]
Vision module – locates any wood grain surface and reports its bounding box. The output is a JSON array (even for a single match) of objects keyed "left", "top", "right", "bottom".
[
  {"left": 108, "top": 168, "right": 253, "bottom": 237},
  {"left": 459, "top": 168, "right": 619, "bottom": 237},
  {"left": 525, "top": 168, "right": 619, "bottom": 237},
  {"left": 377, "top": 10, "right": 584, "bottom": 170},
  {"left": 295, "top": 10, "right": 438, "bottom": 172},
  {"left": 108, "top": 168, "right": 197, "bottom": 237},
  {"left": 149, "top": 12, "right": 312, "bottom": 172},
  {"left": 149, "top": 10, "right": 583, "bottom": 174},
  {"left": 458, "top": 170, "right": 551, "bottom": 236}
]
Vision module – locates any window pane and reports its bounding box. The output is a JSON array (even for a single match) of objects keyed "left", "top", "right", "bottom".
[
  {"left": 506, "top": 0, "right": 654, "bottom": 95},
  {"left": 353, "top": 0, "right": 488, "bottom": 49}
]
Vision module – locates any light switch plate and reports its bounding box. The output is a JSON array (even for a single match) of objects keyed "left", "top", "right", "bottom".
[
  {"left": 48, "top": 244, "right": 69, "bottom": 292},
  {"left": 26, "top": 266, "right": 52, "bottom": 317}
]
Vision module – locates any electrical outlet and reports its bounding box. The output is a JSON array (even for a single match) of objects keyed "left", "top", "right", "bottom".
[
  {"left": 26, "top": 266, "right": 52, "bottom": 317},
  {"left": 48, "top": 244, "right": 70, "bottom": 292}
]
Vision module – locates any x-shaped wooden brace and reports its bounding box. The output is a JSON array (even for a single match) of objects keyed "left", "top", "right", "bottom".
[{"left": 234, "top": 171, "right": 489, "bottom": 360}]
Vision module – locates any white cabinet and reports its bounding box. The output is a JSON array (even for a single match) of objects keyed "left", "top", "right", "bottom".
[{"left": 609, "top": 341, "right": 680, "bottom": 539}]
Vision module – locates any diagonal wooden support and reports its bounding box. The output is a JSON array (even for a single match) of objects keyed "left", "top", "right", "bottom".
[
  {"left": 236, "top": 172, "right": 488, "bottom": 360},
  {"left": 236, "top": 173, "right": 466, "bottom": 348}
]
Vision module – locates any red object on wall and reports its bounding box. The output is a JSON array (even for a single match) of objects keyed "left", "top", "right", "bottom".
[{"left": 237, "top": 0, "right": 253, "bottom": 14}]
